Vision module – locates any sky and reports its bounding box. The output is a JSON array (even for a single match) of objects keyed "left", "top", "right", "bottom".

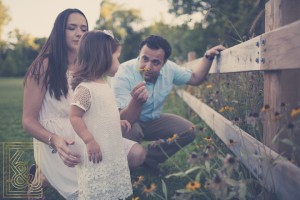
[{"left": 2, "top": 0, "right": 173, "bottom": 39}]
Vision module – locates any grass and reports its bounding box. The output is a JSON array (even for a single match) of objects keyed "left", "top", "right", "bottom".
[{"left": 0, "top": 78, "right": 29, "bottom": 142}]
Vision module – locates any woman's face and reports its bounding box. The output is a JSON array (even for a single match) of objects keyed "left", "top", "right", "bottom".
[
  {"left": 107, "top": 46, "right": 122, "bottom": 77},
  {"left": 65, "top": 13, "right": 88, "bottom": 52}
]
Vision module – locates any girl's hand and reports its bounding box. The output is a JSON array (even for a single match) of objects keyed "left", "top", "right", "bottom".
[
  {"left": 121, "top": 120, "right": 131, "bottom": 134},
  {"left": 51, "top": 135, "right": 81, "bottom": 167},
  {"left": 86, "top": 139, "right": 102, "bottom": 163}
]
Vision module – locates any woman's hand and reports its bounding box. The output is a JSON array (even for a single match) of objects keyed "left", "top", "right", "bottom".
[
  {"left": 51, "top": 134, "right": 81, "bottom": 167},
  {"left": 86, "top": 139, "right": 102, "bottom": 164},
  {"left": 121, "top": 120, "right": 131, "bottom": 134}
]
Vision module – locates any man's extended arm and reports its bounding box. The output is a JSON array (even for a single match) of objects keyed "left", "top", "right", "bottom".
[{"left": 187, "top": 45, "right": 225, "bottom": 86}]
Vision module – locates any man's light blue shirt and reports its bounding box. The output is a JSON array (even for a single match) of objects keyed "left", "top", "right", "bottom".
[{"left": 112, "top": 58, "right": 192, "bottom": 122}]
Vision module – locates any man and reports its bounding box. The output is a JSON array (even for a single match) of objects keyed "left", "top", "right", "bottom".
[{"left": 113, "top": 35, "right": 225, "bottom": 172}]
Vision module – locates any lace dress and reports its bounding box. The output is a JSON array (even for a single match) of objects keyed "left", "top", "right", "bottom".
[{"left": 71, "top": 81, "right": 133, "bottom": 200}]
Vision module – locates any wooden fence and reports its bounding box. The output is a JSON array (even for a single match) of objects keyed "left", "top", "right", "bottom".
[{"left": 177, "top": 0, "right": 300, "bottom": 199}]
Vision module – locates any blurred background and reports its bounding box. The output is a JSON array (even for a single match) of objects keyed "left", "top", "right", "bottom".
[{"left": 0, "top": 0, "right": 264, "bottom": 77}]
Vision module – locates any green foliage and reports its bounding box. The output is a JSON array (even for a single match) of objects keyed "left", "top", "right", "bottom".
[
  {"left": 95, "top": 0, "right": 145, "bottom": 62},
  {"left": 189, "top": 72, "right": 264, "bottom": 141},
  {"left": 0, "top": 0, "right": 265, "bottom": 76},
  {"left": 0, "top": 0, "right": 11, "bottom": 40},
  {"left": 168, "top": 0, "right": 265, "bottom": 44},
  {"left": 0, "top": 78, "right": 28, "bottom": 141},
  {"left": 0, "top": 31, "right": 46, "bottom": 77}
]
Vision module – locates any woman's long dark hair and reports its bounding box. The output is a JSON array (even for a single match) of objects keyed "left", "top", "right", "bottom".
[{"left": 23, "top": 8, "right": 88, "bottom": 100}]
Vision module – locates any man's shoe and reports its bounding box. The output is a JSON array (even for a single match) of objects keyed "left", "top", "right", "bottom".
[{"left": 28, "top": 164, "right": 36, "bottom": 183}]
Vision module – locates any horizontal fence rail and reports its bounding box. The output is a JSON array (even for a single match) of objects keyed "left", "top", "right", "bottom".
[{"left": 185, "top": 20, "right": 300, "bottom": 74}]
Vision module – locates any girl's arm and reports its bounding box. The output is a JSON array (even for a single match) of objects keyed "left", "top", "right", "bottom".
[
  {"left": 22, "top": 61, "right": 80, "bottom": 167},
  {"left": 70, "top": 105, "right": 102, "bottom": 163}
]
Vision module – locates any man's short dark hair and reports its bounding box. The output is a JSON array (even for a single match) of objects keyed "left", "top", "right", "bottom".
[{"left": 139, "top": 35, "right": 172, "bottom": 61}]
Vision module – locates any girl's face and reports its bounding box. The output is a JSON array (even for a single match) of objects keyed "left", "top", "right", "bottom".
[
  {"left": 107, "top": 46, "right": 122, "bottom": 77},
  {"left": 65, "top": 13, "right": 88, "bottom": 52}
]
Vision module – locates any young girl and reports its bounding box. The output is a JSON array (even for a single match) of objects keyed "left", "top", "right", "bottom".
[{"left": 69, "top": 30, "right": 133, "bottom": 200}]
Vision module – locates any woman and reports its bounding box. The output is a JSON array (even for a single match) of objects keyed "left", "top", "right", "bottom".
[{"left": 23, "top": 9, "right": 145, "bottom": 199}]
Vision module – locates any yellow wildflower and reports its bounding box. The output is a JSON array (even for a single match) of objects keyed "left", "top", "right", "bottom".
[
  {"left": 219, "top": 106, "right": 234, "bottom": 113},
  {"left": 219, "top": 107, "right": 225, "bottom": 113},
  {"left": 186, "top": 181, "right": 201, "bottom": 191},
  {"left": 167, "top": 134, "right": 178, "bottom": 143},
  {"left": 143, "top": 183, "right": 156, "bottom": 194},
  {"left": 291, "top": 107, "right": 300, "bottom": 117},
  {"left": 261, "top": 104, "right": 271, "bottom": 112},
  {"left": 206, "top": 84, "right": 213, "bottom": 89},
  {"left": 138, "top": 67, "right": 150, "bottom": 71},
  {"left": 133, "top": 176, "right": 144, "bottom": 188},
  {"left": 272, "top": 112, "right": 282, "bottom": 121},
  {"left": 204, "top": 136, "right": 213, "bottom": 143}
]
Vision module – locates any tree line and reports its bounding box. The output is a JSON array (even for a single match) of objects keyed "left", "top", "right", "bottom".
[{"left": 0, "top": 0, "right": 264, "bottom": 77}]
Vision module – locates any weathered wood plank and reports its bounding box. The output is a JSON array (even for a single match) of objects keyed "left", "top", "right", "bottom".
[
  {"left": 262, "top": 20, "right": 300, "bottom": 70},
  {"left": 185, "top": 35, "right": 262, "bottom": 73},
  {"left": 177, "top": 90, "right": 300, "bottom": 200},
  {"left": 184, "top": 20, "right": 300, "bottom": 73}
]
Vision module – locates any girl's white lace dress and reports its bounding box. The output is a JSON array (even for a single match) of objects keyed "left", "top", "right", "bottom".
[
  {"left": 71, "top": 81, "right": 133, "bottom": 200},
  {"left": 34, "top": 72, "right": 134, "bottom": 200}
]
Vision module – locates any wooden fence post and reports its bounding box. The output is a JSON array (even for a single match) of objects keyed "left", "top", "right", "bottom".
[
  {"left": 264, "top": 0, "right": 300, "bottom": 164},
  {"left": 187, "top": 51, "right": 196, "bottom": 62},
  {"left": 185, "top": 51, "right": 197, "bottom": 95}
]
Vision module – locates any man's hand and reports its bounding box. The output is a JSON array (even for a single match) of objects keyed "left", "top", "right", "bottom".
[
  {"left": 130, "top": 81, "right": 149, "bottom": 104},
  {"left": 205, "top": 45, "right": 226, "bottom": 59},
  {"left": 121, "top": 120, "right": 131, "bottom": 134}
]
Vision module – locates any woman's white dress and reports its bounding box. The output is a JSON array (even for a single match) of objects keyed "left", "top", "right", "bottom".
[
  {"left": 34, "top": 73, "right": 134, "bottom": 200},
  {"left": 71, "top": 81, "right": 132, "bottom": 200}
]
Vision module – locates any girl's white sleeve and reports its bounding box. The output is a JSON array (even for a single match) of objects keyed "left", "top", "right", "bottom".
[{"left": 71, "top": 85, "right": 91, "bottom": 111}]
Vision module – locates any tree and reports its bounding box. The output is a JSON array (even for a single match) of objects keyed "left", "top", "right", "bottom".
[
  {"left": 0, "top": 29, "right": 45, "bottom": 76},
  {"left": 95, "top": 0, "right": 145, "bottom": 61},
  {"left": 167, "top": 0, "right": 265, "bottom": 47},
  {"left": 0, "top": 0, "right": 11, "bottom": 41}
]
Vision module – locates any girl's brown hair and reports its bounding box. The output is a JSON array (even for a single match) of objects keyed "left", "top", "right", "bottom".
[{"left": 71, "top": 30, "right": 120, "bottom": 90}]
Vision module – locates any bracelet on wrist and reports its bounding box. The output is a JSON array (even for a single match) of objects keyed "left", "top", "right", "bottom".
[
  {"left": 48, "top": 133, "right": 57, "bottom": 154},
  {"left": 204, "top": 52, "right": 215, "bottom": 61}
]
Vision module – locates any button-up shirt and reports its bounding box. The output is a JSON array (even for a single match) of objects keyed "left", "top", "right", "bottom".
[{"left": 112, "top": 58, "right": 192, "bottom": 122}]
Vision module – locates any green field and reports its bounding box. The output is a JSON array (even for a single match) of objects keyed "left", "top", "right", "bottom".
[{"left": 0, "top": 78, "right": 29, "bottom": 142}]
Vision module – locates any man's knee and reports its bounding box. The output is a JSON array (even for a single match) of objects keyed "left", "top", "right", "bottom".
[
  {"left": 128, "top": 144, "right": 146, "bottom": 169},
  {"left": 179, "top": 127, "right": 196, "bottom": 146}
]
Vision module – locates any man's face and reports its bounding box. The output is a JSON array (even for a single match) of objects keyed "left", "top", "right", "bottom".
[{"left": 138, "top": 45, "right": 165, "bottom": 83}]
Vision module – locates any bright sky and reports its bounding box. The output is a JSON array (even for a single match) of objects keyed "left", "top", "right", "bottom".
[{"left": 2, "top": 0, "right": 173, "bottom": 39}]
